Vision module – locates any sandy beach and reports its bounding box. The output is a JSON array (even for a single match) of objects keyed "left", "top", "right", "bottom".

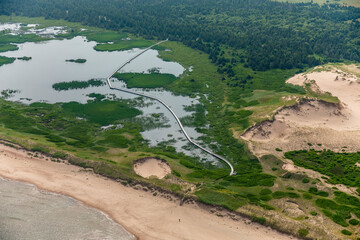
[{"left": 0, "top": 143, "right": 294, "bottom": 240}]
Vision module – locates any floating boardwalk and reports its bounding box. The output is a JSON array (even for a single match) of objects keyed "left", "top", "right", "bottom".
[{"left": 106, "top": 40, "right": 235, "bottom": 176}]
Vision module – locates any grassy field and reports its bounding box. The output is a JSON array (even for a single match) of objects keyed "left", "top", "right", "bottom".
[
  {"left": 61, "top": 100, "right": 142, "bottom": 126},
  {"left": 94, "top": 39, "right": 154, "bottom": 51},
  {"left": 85, "top": 31, "right": 127, "bottom": 43},
  {"left": 0, "top": 43, "right": 18, "bottom": 52},
  {"left": 113, "top": 72, "right": 177, "bottom": 88},
  {"left": 0, "top": 56, "right": 15, "bottom": 66}
]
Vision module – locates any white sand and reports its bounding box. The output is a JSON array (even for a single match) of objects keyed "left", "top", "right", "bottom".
[{"left": 0, "top": 144, "right": 294, "bottom": 240}]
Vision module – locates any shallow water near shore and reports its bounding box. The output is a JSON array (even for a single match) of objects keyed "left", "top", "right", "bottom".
[{"left": 0, "top": 177, "right": 135, "bottom": 240}]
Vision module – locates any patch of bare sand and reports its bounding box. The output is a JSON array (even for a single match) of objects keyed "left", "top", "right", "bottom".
[
  {"left": 0, "top": 144, "right": 295, "bottom": 240},
  {"left": 242, "top": 67, "right": 360, "bottom": 195},
  {"left": 287, "top": 68, "right": 360, "bottom": 130},
  {"left": 133, "top": 158, "right": 171, "bottom": 179}
]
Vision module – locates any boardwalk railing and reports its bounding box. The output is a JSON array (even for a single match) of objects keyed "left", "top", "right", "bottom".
[{"left": 106, "top": 40, "right": 235, "bottom": 176}]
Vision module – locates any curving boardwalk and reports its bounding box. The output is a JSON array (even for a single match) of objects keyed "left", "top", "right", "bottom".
[{"left": 106, "top": 40, "right": 235, "bottom": 175}]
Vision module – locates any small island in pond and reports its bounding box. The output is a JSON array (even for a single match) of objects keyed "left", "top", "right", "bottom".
[
  {"left": 65, "top": 58, "right": 86, "bottom": 63},
  {"left": 17, "top": 56, "right": 32, "bottom": 61}
]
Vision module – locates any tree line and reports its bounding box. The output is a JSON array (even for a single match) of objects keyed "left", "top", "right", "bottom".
[{"left": 1, "top": 0, "right": 359, "bottom": 73}]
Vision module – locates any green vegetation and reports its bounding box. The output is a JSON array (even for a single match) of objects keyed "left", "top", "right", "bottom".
[
  {"left": 298, "top": 228, "right": 309, "bottom": 238},
  {"left": 272, "top": 191, "right": 300, "bottom": 199},
  {"left": 113, "top": 73, "right": 177, "bottom": 88},
  {"left": 0, "top": 13, "right": 358, "bottom": 239},
  {"left": 65, "top": 58, "right": 86, "bottom": 63},
  {"left": 94, "top": 39, "right": 154, "bottom": 51},
  {"left": 17, "top": 56, "right": 31, "bottom": 61},
  {"left": 315, "top": 197, "right": 360, "bottom": 227},
  {"left": 52, "top": 79, "right": 105, "bottom": 91},
  {"left": 302, "top": 178, "right": 310, "bottom": 183},
  {"left": 308, "top": 187, "right": 329, "bottom": 197},
  {"left": 85, "top": 31, "right": 127, "bottom": 43},
  {"left": 0, "top": 32, "right": 49, "bottom": 44},
  {"left": 195, "top": 189, "right": 246, "bottom": 211},
  {"left": 1, "top": 89, "right": 19, "bottom": 99},
  {"left": 3, "top": 0, "right": 359, "bottom": 73},
  {"left": 0, "top": 43, "right": 18, "bottom": 52},
  {"left": 272, "top": 0, "right": 360, "bottom": 8},
  {"left": 0, "top": 56, "right": 15, "bottom": 66},
  {"left": 285, "top": 149, "right": 360, "bottom": 187},
  {"left": 341, "top": 229, "right": 352, "bottom": 236},
  {"left": 310, "top": 211, "right": 317, "bottom": 216},
  {"left": 251, "top": 215, "right": 266, "bottom": 225},
  {"left": 61, "top": 100, "right": 141, "bottom": 126},
  {"left": 349, "top": 219, "right": 359, "bottom": 225}
]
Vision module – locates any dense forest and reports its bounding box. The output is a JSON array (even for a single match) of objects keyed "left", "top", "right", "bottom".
[{"left": 1, "top": 0, "right": 359, "bottom": 74}]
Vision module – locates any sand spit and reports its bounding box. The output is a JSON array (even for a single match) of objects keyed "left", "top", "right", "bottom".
[
  {"left": 0, "top": 144, "right": 294, "bottom": 240},
  {"left": 133, "top": 157, "right": 171, "bottom": 179}
]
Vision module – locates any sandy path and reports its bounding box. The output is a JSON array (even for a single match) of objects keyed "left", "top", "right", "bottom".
[{"left": 0, "top": 144, "right": 294, "bottom": 240}]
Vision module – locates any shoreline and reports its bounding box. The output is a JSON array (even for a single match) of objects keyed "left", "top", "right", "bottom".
[{"left": 0, "top": 143, "right": 295, "bottom": 240}]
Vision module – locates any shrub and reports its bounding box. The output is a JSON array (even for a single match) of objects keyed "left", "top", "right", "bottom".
[
  {"left": 260, "top": 188, "right": 272, "bottom": 195},
  {"left": 310, "top": 211, "right": 317, "bottom": 216},
  {"left": 349, "top": 219, "right": 359, "bottom": 225},
  {"left": 52, "top": 151, "right": 67, "bottom": 159},
  {"left": 298, "top": 228, "right": 309, "bottom": 238},
  {"left": 172, "top": 170, "right": 181, "bottom": 177},
  {"left": 303, "top": 193, "right": 313, "bottom": 199},
  {"left": 275, "top": 148, "right": 282, "bottom": 152},
  {"left": 341, "top": 229, "right": 352, "bottom": 236},
  {"left": 251, "top": 215, "right": 266, "bottom": 225},
  {"left": 302, "top": 178, "right": 310, "bottom": 183}
]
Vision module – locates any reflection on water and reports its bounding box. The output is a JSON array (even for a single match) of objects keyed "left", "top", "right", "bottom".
[
  {"left": 0, "top": 24, "right": 217, "bottom": 162},
  {"left": 0, "top": 177, "right": 135, "bottom": 240}
]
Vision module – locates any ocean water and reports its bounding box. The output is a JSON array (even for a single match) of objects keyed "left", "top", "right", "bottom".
[{"left": 0, "top": 177, "right": 135, "bottom": 240}]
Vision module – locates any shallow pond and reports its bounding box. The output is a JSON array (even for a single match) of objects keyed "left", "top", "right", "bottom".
[{"left": 0, "top": 23, "right": 217, "bottom": 162}]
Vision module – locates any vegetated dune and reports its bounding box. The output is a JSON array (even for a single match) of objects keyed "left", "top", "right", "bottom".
[
  {"left": 242, "top": 65, "right": 360, "bottom": 196},
  {"left": 242, "top": 66, "right": 360, "bottom": 162}
]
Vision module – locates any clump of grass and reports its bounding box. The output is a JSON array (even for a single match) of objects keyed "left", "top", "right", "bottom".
[
  {"left": 302, "top": 178, "right": 310, "bottom": 183},
  {"left": 53, "top": 79, "right": 105, "bottom": 91},
  {"left": 251, "top": 215, "right": 266, "bottom": 225},
  {"left": 341, "top": 229, "right": 352, "bottom": 236},
  {"left": 65, "top": 58, "right": 86, "bottom": 63},
  {"left": 298, "top": 228, "right": 309, "bottom": 238},
  {"left": 94, "top": 39, "right": 153, "bottom": 51},
  {"left": 61, "top": 100, "right": 142, "bottom": 126},
  {"left": 113, "top": 72, "right": 177, "bottom": 88},
  {"left": 310, "top": 211, "right": 317, "bottom": 216}
]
